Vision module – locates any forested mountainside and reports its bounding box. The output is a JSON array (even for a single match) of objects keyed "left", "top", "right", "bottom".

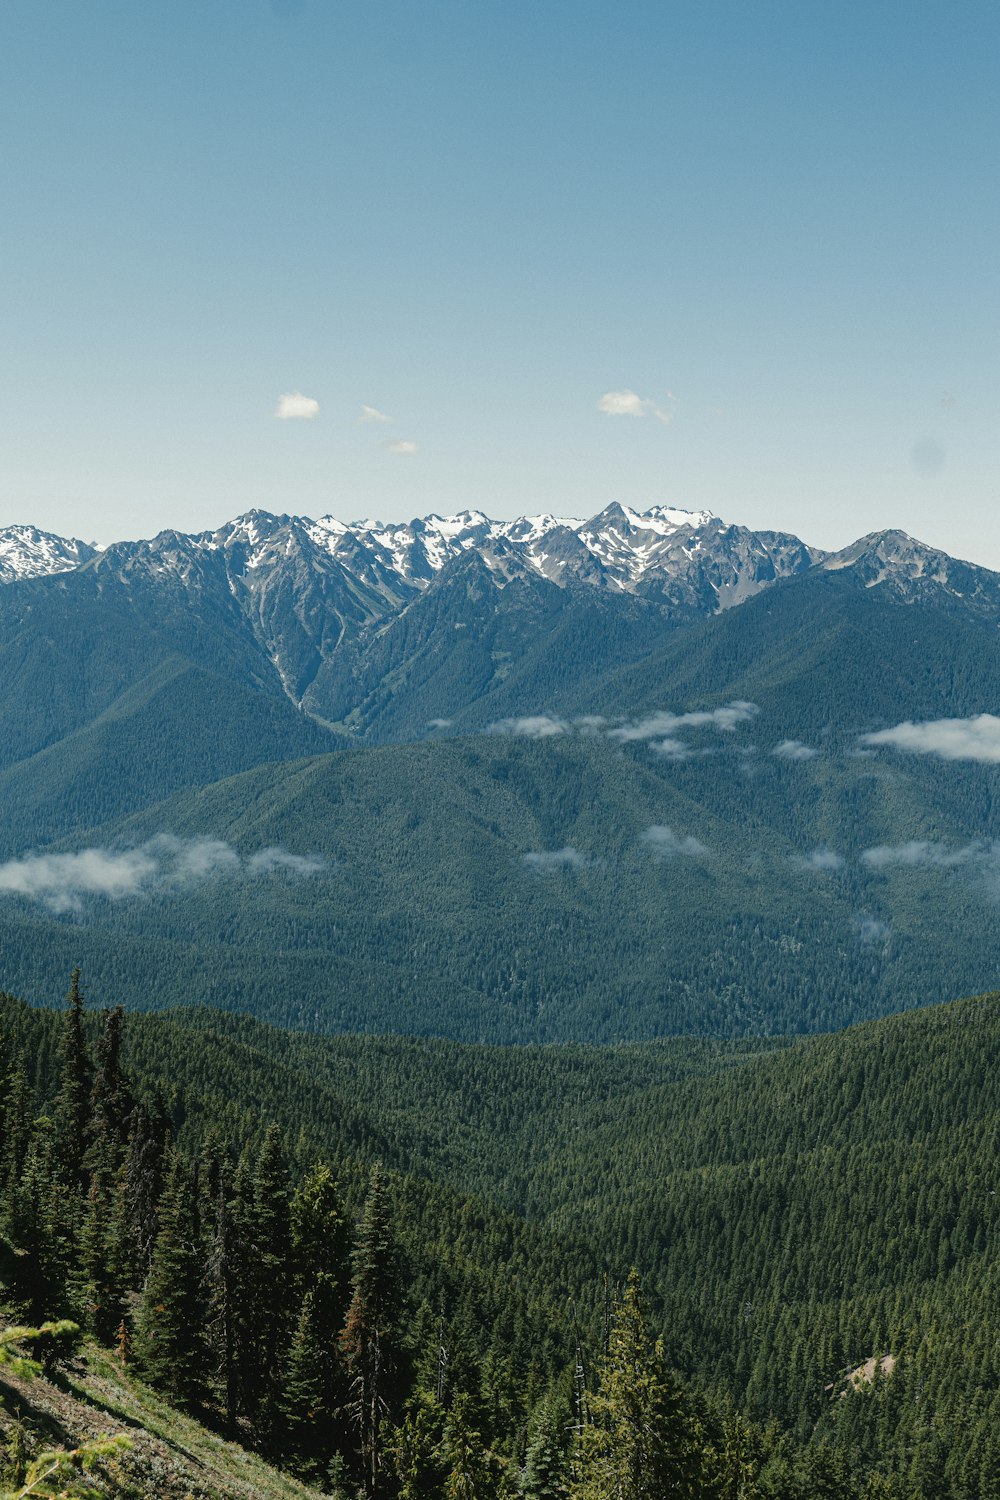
[
  {"left": 1, "top": 980, "right": 998, "bottom": 1497},
  {"left": 3, "top": 713, "right": 1000, "bottom": 1040}
]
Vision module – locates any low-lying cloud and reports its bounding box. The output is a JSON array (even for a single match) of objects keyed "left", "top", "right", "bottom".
[
  {"left": 773, "top": 739, "right": 817, "bottom": 761},
  {"left": 640, "top": 826, "right": 708, "bottom": 860},
  {"left": 491, "top": 714, "right": 572, "bottom": 739},
  {"left": 522, "top": 846, "right": 589, "bottom": 874},
  {"left": 860, "top": 714, "right": 1000, "bottom": 763},
  {"left": 861, "top": 839, "right": 998, "bottom": 871},
  {"left": 608, "top": 704, "right": 757, "bottom": 742},
  {"left": 854, "top": 915, "right": 890, "bottom": 946},
  {"left": 793, "top": 848, "right": 845, "bottom": 872},
  {"left": 489, "top": 703, "right": 758, "bottom": 753},
  {"left": 0, "top": 837, "right": 325, "bottom": 913}
]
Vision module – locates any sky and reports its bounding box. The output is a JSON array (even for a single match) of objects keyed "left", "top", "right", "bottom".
[{"left": 2, "top": 0, "right": 998, "bottom": 561}]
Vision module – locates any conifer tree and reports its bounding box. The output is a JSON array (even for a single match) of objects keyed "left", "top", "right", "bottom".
[
  {"left": 342, "top": 1164, "right": 404, "bottom": 1499},
  {"left": 572, "top": 1270, "right": 703, "bottom": 1500},
  {"left": 134, "top": 1151, "right": 209, "bottom": 1407},
  {"left": 521, "top": 1388, "right": 571, "bottom": 1499},
  {"left": 203, "top": 1145, "right": 240, "bottom": 1428},
  {"left": 75, "top": 1173, "right": 122, "bottom": 1342},
  {"left": 249, "top": 1124, "right": 292, "bottom": 1449},
  {"left": 393, "top": 1393, "right": 449, "bottom": 1499},
  {"left": 87, "top": 1006, "right": 134, "bottom": 1176},
  {"left": 118, "top": 1097, "right": 169, "bottom": 1280},
  {"left": 52, "top": 970, "right": 92, "bottom": 1190},
  {"left": 290, "top": 1159, "right": 350, "bottom": 1306},
  {"left": 442, "top": 1393, "right": 512, "bottom": 1500},
  {"left": 0, "top": 1063, "right": 33, "bottom": 1213},
  {"left": 282, "top": 1287, "right": 347, "bottom": 1478},
  {"left": 281, "top": 1161, "right": 351, "bottom": 1470}
]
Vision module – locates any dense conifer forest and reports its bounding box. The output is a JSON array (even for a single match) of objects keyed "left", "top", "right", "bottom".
[{"left": 1, "top": 976, "right": 998, "bottom": 1496}]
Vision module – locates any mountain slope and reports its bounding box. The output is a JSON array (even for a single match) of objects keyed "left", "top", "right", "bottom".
[
  {"left": 1, "top": 718, "right": 999, "bottom": 1038},
  {"left": 0, "top": 1340, "right": 327, "bottom": 1500}
]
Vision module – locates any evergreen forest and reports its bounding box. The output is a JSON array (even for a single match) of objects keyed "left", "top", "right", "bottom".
[{"left": 1, "top": 974, "right": 997, "bottom": 1497}]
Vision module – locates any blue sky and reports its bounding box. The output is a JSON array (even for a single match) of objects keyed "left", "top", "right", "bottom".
[{"left": 2, "top": 0, "right": 998, "bottom": 560}]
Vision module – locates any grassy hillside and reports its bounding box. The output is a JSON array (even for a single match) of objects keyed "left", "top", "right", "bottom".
[{"left": 0, "top": 1338, "right": 327, "bottom": 1500}]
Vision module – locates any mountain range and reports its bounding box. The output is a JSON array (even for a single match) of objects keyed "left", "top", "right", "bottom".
[{"left": 0, "top": 502, "right": 998, "bottom": 1039}]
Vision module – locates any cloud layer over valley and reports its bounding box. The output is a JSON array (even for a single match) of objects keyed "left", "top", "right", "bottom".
[{"left": 0, "top": 837, "right": 325, "bottom": 913}]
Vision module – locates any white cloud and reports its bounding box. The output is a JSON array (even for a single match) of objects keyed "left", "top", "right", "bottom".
[
  {"left": 860, "top": 714, "right": 1000, "bottom": 763},
  {"left": 386, "top": 439, "right": 419, "bottom": 456},
  {"left": 358, "top": 404, "right": 392, "bottom": 424},
  {"left": 522, "top": 846, "right": 589, "bottom": 873},
  {"left": 597, "top": 389, "right": 674, "bottom": 424},
  {"left": 489, "top": 715, "right": 570, "bottom": 739},
  {"left": 274, "top": 391, "right": 320, "bottom": 420},
  {"left": 640, "top": 825, "right": 708, "bottom": 860},
  {"left": 774, "top": 739, "right": 817, "bottom": 761},
  {"left": 0, "top": 836, "right": 324, "bottom": 913},
  {"left": 427, "top": 718, "right": 452, "bottom": 730},
  {"left": 854, "top": 915, "right": 890, "bottom": 946},
  {"left": 487, "top": 703, "right": 757, "bottom": 752},
  {"left": 649, "top": 738, "right": 690, "bottom": 759},
  {"left": 793, "top": 848, "right": 845, "bottom": 872},
  {"left": 861, "top": 839, "right": 993, "bottom": 870},
  {"left": 246, "top": 848, "right": 326, "bottom": 877},
  {"left": 607, "top": 703, "right": 758, "bottom": 743}
]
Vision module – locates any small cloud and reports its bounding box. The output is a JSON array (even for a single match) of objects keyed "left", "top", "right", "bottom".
[
  {"left": 427, "top": 718, "right": 452, "bottom": 730},
  {"left": 274, "top": 391, "right": 320, "bottom": 420},
  {"left": 489, "top": 715, "right": 570, "bottom": 739},
  {"left": 773, "top": 739, "right": 817, "bottom": 761},
  {"left": 608, "top": 703, "right": 757, "bottom": 743},
  {"left": 640, "top": 826, "right": 708, "bottom": 860},
  {"left": 793, "top": 848, "right": 845, "bottom": 872},
  {"left": 246, "top": 848, "right": 326, "bottom": 876},
  {"left": 522, "top": 847, "right": 588, "bottom": 874},
  {"left": 649, "top": 738, "right": 690, "bottom": 759},
  {"left": 861, "top": 839, "right": 989, "bottom": 871},
  {"left": 854, "top": 915, "right": 890, "bottom": 946},
  {"left": 358, "top": 404, "right": 393, "bottom": 424},
  {"left": 597, "top": 389, "right": 673, "bottom": 424},
  {"left": 385, "top": 439, "right": 419, "bottom": 456},
  {"left": 861, "top": 714, "right": 1000, "bottom": 763}
]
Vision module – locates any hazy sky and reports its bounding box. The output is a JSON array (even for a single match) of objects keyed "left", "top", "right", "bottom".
[{"left": 2, "top": 1, "right": 998, "bottom": 560}]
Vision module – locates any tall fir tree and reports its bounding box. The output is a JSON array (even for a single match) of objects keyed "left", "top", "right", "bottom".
[
  {"left": 87, "top": 1006, "right": 134, "bottom": 1178},
  {"left": 572, "top": 1270, "right": 704, "bottom": 1500},
  {"left": 52, "top": 970, "right": 92, "bottom": 1191},
  {"left": 134, "top": 1150, "right": 209, "bottom": 1407},
  {"left": 248, "top": 1124, "right": 292, "bottom": 1449},
  {"left": 281, "top": 1161, "right": 351, "bottom": 1471},
  {"left": 342, "top": 1164, "right": 404, "bottom": 1500},
  {"left": 521, "top": 1387, "right": 572, "bottom": 1499}
]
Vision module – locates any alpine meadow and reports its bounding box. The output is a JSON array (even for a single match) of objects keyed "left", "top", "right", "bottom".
[{"left": 2, "top": 4, "right": 1000, "bottom": 1499}]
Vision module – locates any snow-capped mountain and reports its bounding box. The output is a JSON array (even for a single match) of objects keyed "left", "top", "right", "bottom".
[
  {"left": 1, "top": 503, "right": 821, "bottom": 605},
  {"left": 303, "top": 502, "right": 823, "bottom": 607},
  {"left": 0, "top": 525, "right": 99, "bottom": 584},
  {"left": 821, "top": 530, "right": 1000, "bottom": 617},
  {"left": 3, "top": 504, "right": 998, "bottom": 743}
]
